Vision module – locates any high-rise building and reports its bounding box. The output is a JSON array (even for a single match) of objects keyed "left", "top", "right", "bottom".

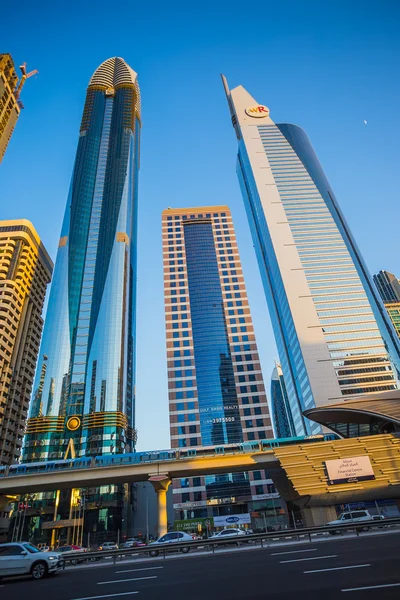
[
  {"left": 384, "top": 304, "right": 400, "bottom": 340},
  {"left": 23, "top": 57, "right": 141, "bottom": 465},
  {"left": 222, "top": 77, "right": 400, "bottom": 436},
  {"left": 0, "top": 54, "right": 37, "bottom": 163},
  {"left": 373, "top": 270, "right": 400, "bottom": 304},
  {"left": 163, "top": 206, "right": 285, "bottom": 532},
  {"left": 270, "top": 363, "right": 295, "bottom": 438},
  {"left": 0, "top": 220, "right": 52, "bottom": 465},
  {"left": 374, "top": 270, "right": 400, "bottom": 340}
]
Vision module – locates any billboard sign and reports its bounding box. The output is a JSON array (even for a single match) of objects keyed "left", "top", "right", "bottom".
[
  {"left": 42, "top": 518, "right": 83, "bottom": 530},
  {"left": 174, "top": 517, "right": 214, "bottom": 531},
  {"left": 325, "top": 456, "right": 375, "bottom": 485},
  {"left": 213, "top": 513, "right": 251, "bottom": 527}
]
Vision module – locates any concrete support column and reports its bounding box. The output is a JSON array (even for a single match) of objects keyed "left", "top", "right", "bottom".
[
  {"left": 0, "top": 495, "right": 15, "bottom": 511},
  {"left": 300, "top": 505, "right": 337, "bottom": 527},
  {"left": 149, "top": 475, "right": 171, "bottom": 539}
]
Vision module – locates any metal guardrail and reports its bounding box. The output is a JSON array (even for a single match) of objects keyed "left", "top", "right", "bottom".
[{"left": 60, "top": 517, "right": 400, "bottom": 567}]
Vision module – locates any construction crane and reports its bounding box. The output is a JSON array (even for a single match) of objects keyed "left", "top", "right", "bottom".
[{"left": 14, "top": 62, "right": 38, "bottom": 106}]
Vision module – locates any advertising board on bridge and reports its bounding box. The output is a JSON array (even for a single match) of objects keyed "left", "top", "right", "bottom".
[{"left": 325, "top": 456, "right": 375, "bottom": 485}]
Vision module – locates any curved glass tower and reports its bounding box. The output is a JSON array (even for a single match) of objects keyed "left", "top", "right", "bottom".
[
  {"left": 270, "top": 363, "right": 295, "bottom": 438},
  {"left": 24, "top": 57, "right": 140, "bottom": 461},
  {"left": 222, "top": 77, "right": 400, "bottom": 436}
]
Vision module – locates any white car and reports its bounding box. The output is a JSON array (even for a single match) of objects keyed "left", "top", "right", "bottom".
[
  {"left": 326, "top": 510, "right": 373, "bottom": 533},
  {"left": 98, "top": 541, "right": 118, "bottom": 551},
  {"left": 211, "top": 528, "right": 247, "bottom": 540},
  {"left": 0, "top": 542, "right": 63, "bottom": 580},
  {"left": 149, "top": 531, "right": 193, "bottom": 557}
]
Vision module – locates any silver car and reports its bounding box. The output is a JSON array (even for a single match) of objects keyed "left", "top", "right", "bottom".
[
  {"left": 0, "top": 542, "right": 62, "bottom": 580},
  {"left": 149, "top": 531, "right": 193, "bottom": 557}
]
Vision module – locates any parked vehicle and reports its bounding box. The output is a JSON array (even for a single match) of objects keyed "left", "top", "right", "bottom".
[
  {"left": 0, "top": 542, "right": 62, "bottom": 580},
  {"left": 210, "top": 528, "right": 247, "bottom": 544},
  {"left": 98, "top": 541, "right": 119, "bottom": 551},
  {"left": 122, "top": 538, "right": 146, "bottom": 549},
  {"left": 57, "top": 545, "right": 87, "bottom": 565},
  {"left": 148, "top": 531, "right": 193, "bottom": 557},
  {"left": 326, "top": 510, "right": 373, "bottom": 534}
]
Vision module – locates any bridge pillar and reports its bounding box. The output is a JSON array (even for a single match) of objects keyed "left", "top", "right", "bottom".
[
  {"left": 300, "top": 505, "right": 337, "bottom": 527},
  {"left": 149, "top": 476, "right": 171, "bottom": 539},
  {"left": 0, "top": 495, "right": 15, "bottom": 511}
]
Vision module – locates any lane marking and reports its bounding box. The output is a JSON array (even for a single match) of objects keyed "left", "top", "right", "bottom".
[
  {"left": 72, "top": 593, "right": 139, "bottom": 600},
  {"left": 271, "top": 548, "right": 318, "bottom": 556},
  {"left": 342, "top": 583, "right": 400, "bottom": 592},
  {"left": 280, "top": 554, "right": 338, "bottom": 564},
  {"left": 305, "top": 564, "right": 371, "bottom": 574},
  {"left": 98, "top": 576, "right": 157, "bottom": 585},
  {"left": 116, "top": 567, "right": 164, "bottom": 574}
]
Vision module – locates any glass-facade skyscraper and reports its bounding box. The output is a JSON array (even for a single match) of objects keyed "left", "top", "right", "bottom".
[
  {"left": 374, "top": 270, "right": 400, "bottom": 341},
  {"left": 270, "top": 363, "right": 295, "bottom": 439},
  {"left": 222, "top": 77, "right": 400, "bottom": 436},
  {"left": 373, "top": 270, "right": 400, "bottom": 304},
  {"left": 163, "top": 206, "right": 286, "bottom": 533},
  {"left": 23, "top": 57, "right": 141, "bottom": 463}
]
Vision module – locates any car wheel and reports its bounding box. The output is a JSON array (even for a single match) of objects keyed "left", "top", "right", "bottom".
[
  {"left": 70, "top": 558, "right": 78, "bottom": 565},
  {"left": 90, "top": 557, "right": 101, "bottom": 562},
  {"left": 180, "top": 547, "right": 190, "bottom": 554},
  {"left": 31, "top": 561, "right": 48, "bottom": 580},
  {"left": 149, "top": 549, "right": 159, "bottom": 557}
]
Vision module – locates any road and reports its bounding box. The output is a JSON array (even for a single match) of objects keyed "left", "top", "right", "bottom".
[{"left": 1, "top": 531, "right": 400, "bottom": 599}]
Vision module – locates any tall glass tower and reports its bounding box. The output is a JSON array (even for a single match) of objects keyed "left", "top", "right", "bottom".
[
  {"left": 24, "top": 58, "right": 140, "bottom": 462},
  {"left": 222, "top": 77, "right": 400, "bottom": 436},
  {"left": 270, "top": 363, "right": 295, "bottom": 439},
  {"left": 162, "top": 207, "right": 287, "bottom": 533}
]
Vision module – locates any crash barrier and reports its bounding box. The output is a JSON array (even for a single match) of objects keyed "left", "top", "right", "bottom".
[{"left": 60, "top": 516, "right": 400, "bottom": 567}]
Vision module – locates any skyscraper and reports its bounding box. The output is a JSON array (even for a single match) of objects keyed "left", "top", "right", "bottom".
[
  {"left": 374, "top": 270, "right": 400, "bottom": 340},
  {"left": 24, "top": 57, "right": 140, "bottom": 464},
  {"left": 270, "top": 363, "right": 295, "bottom": 439},
  {"left": 0, "top": 220, "right": 52, "bottom": 465},
  {"left": 222, "top": 77, "right": 400, "bottom": 436},
  {"left": 0, "top": 54, "right": 37, "bottom": 163},
  {"left": 373, "top": 270, "right": 400, "bottom": 304},
  {"left": 163, "top": 207, "right": 284, "bottom": 531}
]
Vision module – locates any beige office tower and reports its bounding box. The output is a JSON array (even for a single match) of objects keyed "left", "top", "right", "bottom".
[
  {"left": 222, "top": 77, "right": 400, "bottom": 436},
  {"left": 0, "top": 220, "right": 53, "bottom": 465},
  {"left": 0, "top": 54, "right": 37, "bottom": 162},
  {"left": 162, "top": 206, "right": 286, "bottom": 532}
]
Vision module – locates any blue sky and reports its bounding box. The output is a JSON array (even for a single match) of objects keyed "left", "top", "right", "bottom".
[{"left": 1, "top": 0, "right": 399, "bottom": 450}]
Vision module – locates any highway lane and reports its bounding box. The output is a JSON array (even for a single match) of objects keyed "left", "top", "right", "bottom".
[{"left": 1, "top": 532, "right": 400, "bottom": 599}]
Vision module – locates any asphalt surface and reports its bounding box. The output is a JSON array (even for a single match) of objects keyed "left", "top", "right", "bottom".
[{"left": 1, "top": 531, "right": 400, "bottom": 599}]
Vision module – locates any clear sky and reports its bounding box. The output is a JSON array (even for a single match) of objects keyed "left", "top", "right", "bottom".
[{"left": 1, "top": 0, "right": 399, "bottom": 450}]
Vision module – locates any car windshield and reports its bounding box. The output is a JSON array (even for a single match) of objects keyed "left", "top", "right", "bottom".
[{"left": 23, "top": 543, "right": 40, "bottom": 554}]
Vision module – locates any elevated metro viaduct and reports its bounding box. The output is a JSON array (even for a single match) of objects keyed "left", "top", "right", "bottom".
[{"left": 1, "top": 433, "right": 400, "bottom": 536}]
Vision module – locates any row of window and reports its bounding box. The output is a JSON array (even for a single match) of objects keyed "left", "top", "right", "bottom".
[{"left": 166, "top": 213, "right": 227, "bottom": 220}]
